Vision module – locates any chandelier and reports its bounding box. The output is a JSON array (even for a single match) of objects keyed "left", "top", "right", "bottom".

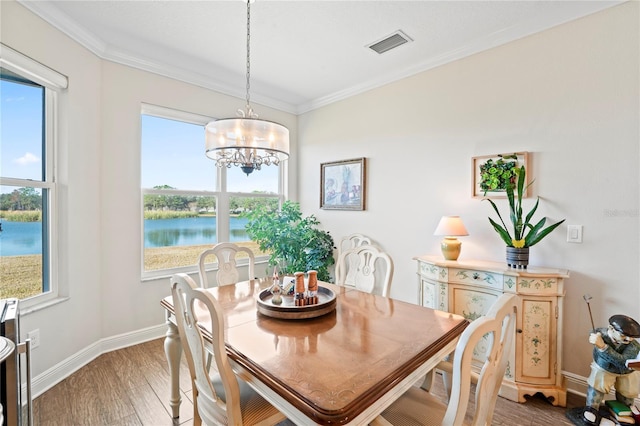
[{"left": 205, "top": 0, "right": 290, "bottom": 176}]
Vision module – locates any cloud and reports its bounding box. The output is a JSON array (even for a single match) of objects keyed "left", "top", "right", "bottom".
[{"left": 14, "top": 152, "right": 40, "bottom": 165}]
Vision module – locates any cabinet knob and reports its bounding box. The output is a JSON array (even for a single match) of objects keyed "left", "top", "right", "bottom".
[{"left": 516, "top": 329, "right": 523, "bottom": 333}]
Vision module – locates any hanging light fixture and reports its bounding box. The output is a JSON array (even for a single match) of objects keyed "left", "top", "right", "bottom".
[{"left": 205, "top": 0, "right": 290, "bottom": 176}]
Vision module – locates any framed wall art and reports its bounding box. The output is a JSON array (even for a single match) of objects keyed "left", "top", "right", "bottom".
[
  {"left": 320, "top": 157, "right": 366, "bottom": 210},
  {"left": 472, "top": 152, "right": 529, "bottom": 198}
]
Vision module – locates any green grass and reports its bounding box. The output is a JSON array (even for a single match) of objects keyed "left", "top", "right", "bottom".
[
  {"left": 0, "top": 210, "right": 41, "bottom": 222},
  {"left": 1, "top": 241, "right": 267, "bottom": 300}
]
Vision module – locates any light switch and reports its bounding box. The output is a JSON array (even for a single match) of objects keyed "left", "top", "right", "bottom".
[{"left": 567, "top": 225, "right": 583, "bottom": 243}]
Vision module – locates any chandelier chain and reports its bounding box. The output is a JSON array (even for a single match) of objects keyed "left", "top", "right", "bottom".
[{"left": 245, "top": 0, "right": 252, "bottom": 115}]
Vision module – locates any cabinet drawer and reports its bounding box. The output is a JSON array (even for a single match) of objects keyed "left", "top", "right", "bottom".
[
  {"left": 419, "top": 261, "right": 447, "bottom": 281},
  {"left": 516, "top": 277, "right": 559, "bottom": 295},
  {"left": 449, "top": 268, "right": 503, "bottom": 291}
]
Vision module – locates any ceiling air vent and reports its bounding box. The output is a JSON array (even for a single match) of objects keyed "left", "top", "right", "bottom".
[{"left": 367, "top": 31, "right": 412, "bottom": 54}]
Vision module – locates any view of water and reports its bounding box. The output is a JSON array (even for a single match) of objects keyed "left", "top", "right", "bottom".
[
  {"left": 0, "top": 217, "right": 250, "bottom": 256},
  {"left": 0, "top": 220, "right": 43, "bottom": 256}
]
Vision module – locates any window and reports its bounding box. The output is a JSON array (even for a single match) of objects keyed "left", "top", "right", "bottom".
[
  {"left": 0, "top": 45, "right": 67, "bottom": 305},
  {"left": 141, "top": 104, "right": 285, "bottom": 278}
]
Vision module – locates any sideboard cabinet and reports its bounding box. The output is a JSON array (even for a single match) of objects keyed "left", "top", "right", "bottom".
[{"left": 414, "top": 254, "right": 570, "bottom": 406}]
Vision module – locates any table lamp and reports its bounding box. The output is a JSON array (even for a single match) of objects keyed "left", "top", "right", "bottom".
[{"left": 433, "top": 216, "right": 469, "bottom": 261}]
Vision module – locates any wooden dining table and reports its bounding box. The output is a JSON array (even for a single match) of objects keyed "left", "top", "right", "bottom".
[{"left": 161, "top": 278, "right": 468, "bottom": 425}]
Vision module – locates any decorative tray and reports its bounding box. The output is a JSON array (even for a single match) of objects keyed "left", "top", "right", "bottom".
[{"left": 256, "top": 286, "right": 336, "bottom": 320}]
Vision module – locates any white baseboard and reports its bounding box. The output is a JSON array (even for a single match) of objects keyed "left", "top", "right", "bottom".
[
  {"left": 29, "top": 324, "right": 167, "bottom": 399},
  {"left": 564, "top": 371, "right": 640, "bottom": 406}
]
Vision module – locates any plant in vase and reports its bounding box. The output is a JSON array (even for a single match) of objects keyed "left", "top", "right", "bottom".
[
  {"left": 485, "top": 165, "right": 565, "bottom": 268},
  {"left": 244, "top": 201, "right": 335, "bottom": 282}
]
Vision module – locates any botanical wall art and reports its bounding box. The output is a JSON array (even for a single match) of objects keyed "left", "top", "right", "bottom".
[
  {"left": 472, "top": 152, "right": 529, "bottom": 198},
  {"left": 320, "top": 157, "right": 366, "bottom": 210}
]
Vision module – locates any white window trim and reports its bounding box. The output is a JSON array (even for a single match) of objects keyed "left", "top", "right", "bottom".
[
  {"left": 140, "top": 103, "right": 287, "bottom": 281},
  {"left": 0, "top": 44, "right": 66, "bottom": 309}
]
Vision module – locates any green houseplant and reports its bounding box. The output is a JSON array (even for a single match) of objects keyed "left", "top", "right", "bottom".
[
  {"left": 485, "top": 165, "right": 565, "bottom": 268},
  {"left": 244, "top": 201, "right": 335, "bottom": 282}
]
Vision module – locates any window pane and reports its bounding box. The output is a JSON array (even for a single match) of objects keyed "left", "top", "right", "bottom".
[
  {"left": 0, "top": 75, "right": 44, "bottom": 181},
  {"left": 227, "top": 164, "right": 279, "bottom": 193},
  {"left": 143, "top": 193, "right": 218, "bottom": 272},
  {"left": 0, "top": 186, "right": 46, "bottom": 299},
  {"left": 231, "top": 196, "right": 278, "bottom": 257},
  {"left": 141, "top": 114, "right": 216, "bottom": 191}
]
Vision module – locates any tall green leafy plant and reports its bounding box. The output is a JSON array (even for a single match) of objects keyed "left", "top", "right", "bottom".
[
  {"left": 485, "top": 166, "right": 565, "bottom": 248},
  {"left": 244, "top": 201, "right": 335, "bottom": 282}
]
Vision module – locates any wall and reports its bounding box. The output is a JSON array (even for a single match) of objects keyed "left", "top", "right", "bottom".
[
  {"left": 2, "top": 0, "right": 104, "bottom": 379},
  {"left": 298, "top": 2, "right": 639, "bottom": 384}
]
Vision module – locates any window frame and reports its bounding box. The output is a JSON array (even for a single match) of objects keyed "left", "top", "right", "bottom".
[
  {"left": 140, "top": 103, "right": 287, "bottom": 280},
  {"left": 0, "top": 44, "right": 67, "bottom": 308}
]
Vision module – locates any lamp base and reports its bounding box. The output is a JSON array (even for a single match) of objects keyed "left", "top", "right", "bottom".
[{"left": 441, "top": 237, "right": 462, "bottom": 261}]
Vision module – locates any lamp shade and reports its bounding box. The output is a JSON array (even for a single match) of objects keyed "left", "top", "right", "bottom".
[
  {"left": 205, "top": 117, "right": 289, "bottom": 175},
  {"left": 433, "top": 216, "right": 469, "bottom": 237}
]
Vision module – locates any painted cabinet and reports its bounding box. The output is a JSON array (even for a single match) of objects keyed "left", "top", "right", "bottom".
[{"left": 414, "top": 254, "right": 570, "bottom": 406}]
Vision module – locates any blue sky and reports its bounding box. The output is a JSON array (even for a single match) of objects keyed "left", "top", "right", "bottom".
[
  {"left": 2, "top": 78, "right": 280, "bottom": 194},
  {"left": 1, "top": 79, "right": 44, "bottom": 188},
  {"left": 142, "top": 115, "right": 279, "bottom": 193}
]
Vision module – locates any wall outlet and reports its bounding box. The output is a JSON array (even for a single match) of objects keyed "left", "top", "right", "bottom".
[{"left": 27, "top": 329, "right": 40, "bottom": 349}]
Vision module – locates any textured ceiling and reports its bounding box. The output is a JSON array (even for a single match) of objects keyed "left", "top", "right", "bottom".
[{"left": 19, "top": 0, "right": 623, "bottom": 114}]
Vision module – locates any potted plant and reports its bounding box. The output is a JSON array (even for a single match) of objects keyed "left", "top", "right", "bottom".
[
  {"left": 485, "top": 165, "right": 565, "bottom": 268},
  {"left": 244, "top": 201, "right": 335, "bottom": 282}
]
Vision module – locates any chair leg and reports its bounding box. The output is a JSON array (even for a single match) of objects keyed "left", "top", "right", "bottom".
[
  {"left": 420, "top": 369, "right": 435, "bottom": 391},
  {"left": 442, "top": 370, "right": 453, "bottom": 398}
]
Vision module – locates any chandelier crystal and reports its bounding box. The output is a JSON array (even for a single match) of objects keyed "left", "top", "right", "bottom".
[{"left": 205, "top": 0, "right": 289, "bottom": 176}]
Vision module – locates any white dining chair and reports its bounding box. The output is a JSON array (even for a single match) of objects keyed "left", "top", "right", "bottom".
[
  {"left": 371, "top": 293, "right": 517, "bottom": 426},
  {"left": 335, "top": 244, "right": 393, "bottom": 297},
  {"left": 198, "top": 242, "right": 256, "bottom": 288},
  {"left": 170, "top": 273, "right": 286, "bottom": 426}
]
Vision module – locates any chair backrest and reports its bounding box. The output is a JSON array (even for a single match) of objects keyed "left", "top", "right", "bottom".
[
  {"left": 171, "top": 273, "right": 244, "bottom": 425},
  {"left": 443, "top": 293, "right": 517, "bottom": 426},
  {"left": 337, "top": 233, "right": 373, "bottom": 258},
  {"left": 198, "top": 242, "right": 255, "bottom": 287},
  {"left": 335, "top": 245, "right": 394, "bottom": 297}
]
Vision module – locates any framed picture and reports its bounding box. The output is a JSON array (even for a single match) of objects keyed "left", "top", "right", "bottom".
[
  {"left": 472, "top": 152, "right": 529, "bottom": 198},
  {"left": 320, "top": 158, "right": 366, "bottom": 210}
]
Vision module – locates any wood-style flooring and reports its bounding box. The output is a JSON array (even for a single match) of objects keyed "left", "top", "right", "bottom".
[{"left": 33, "top": 338, "right": 584, "bottom": 425}]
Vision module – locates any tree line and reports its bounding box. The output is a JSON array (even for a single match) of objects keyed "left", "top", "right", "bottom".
[
  {"left": 143, "top": 185, "right": 279, "bottom": 214},
  {"left": 0, "top": 187, "right": 41, "bottom": 211}
]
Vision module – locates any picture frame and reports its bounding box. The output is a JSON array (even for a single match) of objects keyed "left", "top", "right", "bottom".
[
  {"left": 472, "top": 152, "right": 530, "bottom": 198},
  {"left": 320, "top": 158, "right": 366, "bottom": 210}
]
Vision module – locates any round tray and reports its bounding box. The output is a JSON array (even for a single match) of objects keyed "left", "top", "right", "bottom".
[{"left": 256, "top": 286, "right": 336, "bottom": 320}]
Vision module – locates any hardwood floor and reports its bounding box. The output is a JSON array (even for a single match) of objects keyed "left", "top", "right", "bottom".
[{"left": 33, "top": 338, "right": 584, "bottom": 425}]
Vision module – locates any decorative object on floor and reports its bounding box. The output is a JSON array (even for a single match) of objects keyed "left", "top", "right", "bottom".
[
  {"left": 320, "top": 157, "right": 366, "bottom": 210},
  {"left": 204, "top": 0, "right": 289, "bottom": 176},
  {"left": 585, "top": 314, "right": 640, "bottom": 411},
  {"left": 565, "top": 406, "right": 617, "bottom": 426},
  {"left": 433, "top": 216, "right": 469, "bottom": 261},
  {"left": 244, "top": 201, "right": 335, "bottom": 281},
  {"left": 485, "top": 164, "right": 565, "bottom": 268},
  {"left": 472, "top": 152, "right": 528, "bottom": 198}
]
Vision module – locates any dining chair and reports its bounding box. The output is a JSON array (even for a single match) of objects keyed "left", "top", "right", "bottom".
[
  {"left": 370, "top": 293, "right": 517, "bottom": 426},
  {"left": 170, "top": 273, "right": 286, "bottom": 426},
  {"left": 335, "top": 244, "right": 394, "bottom": 297},
  {"left": 198, "top": 242, "right": 256, "bottom": 288}
]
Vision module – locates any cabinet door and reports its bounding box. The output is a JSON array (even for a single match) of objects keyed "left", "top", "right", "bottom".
[
  {"left": 516, "top": 296, "right": 558, "bottom": 385},
  {"left": 449, "top": 285, "right": 501, "bottom": 362}
]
